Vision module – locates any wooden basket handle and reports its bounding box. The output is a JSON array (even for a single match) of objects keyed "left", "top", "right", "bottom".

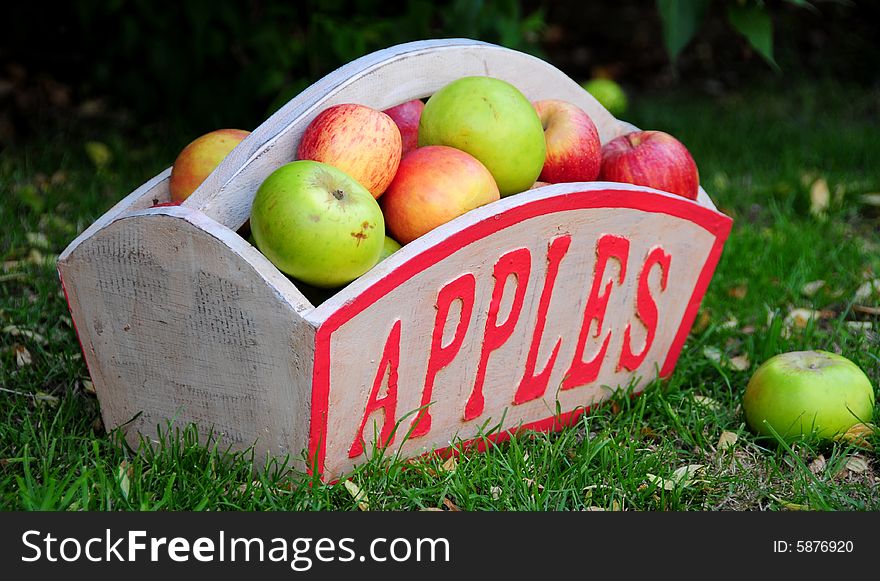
[{"left": 182, "top": 38, "right": 626, "bottom": 231}]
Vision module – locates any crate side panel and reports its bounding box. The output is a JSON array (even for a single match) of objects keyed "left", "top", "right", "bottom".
[
  {"left": 58, "top": 212, "right": 314, "bottom": 468},
  {"left": 310, "top": 189, "right": 730, "bottom": 479}
]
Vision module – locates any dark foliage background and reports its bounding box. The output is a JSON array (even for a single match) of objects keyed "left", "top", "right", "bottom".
[{"left": 1, "top": 0, "right": 878, "bottom": 142}]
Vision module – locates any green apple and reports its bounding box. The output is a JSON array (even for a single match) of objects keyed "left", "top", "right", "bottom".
[
  {"left": 378, "top": 235, "right": 402, "bottom": 262},
  {"left": 250, "top": 160, "right": 385, "bottom": 288},
  {"left": 581, "top": 78, "right": 627, "bottom": 118},
  {"left": 743, "top": 350, "right": 875, "bottom": 442},
  {"left": 418, "top": 76, "right": 546, "bottom": 197}
]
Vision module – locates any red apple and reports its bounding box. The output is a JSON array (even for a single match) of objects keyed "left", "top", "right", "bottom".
[
  {"left": 599, "top": 130, "right": 700, "bottom": 200},
  {"left": 169, "top": 128, "right": 250, "bottom": 203},
  {"left": 533, "top": 99, "right": 601, "bottom": 183},
  {"left": 297, "top": 103, "right": 402, "bottom": 198},
  {"left": 383, "top": 99, "right": 425, "bottom": 157},
  {"left": 381, "top": 145, "right": 500, "bottom": 244}
]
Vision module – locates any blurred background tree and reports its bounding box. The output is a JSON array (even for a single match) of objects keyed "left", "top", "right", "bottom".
[{"left": 1, "top": 0, "right": 877, "bottom": 143}]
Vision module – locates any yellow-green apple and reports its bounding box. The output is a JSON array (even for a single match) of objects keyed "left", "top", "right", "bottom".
[
  {"left": 383, "top": 99, "right": 424, "bottom": 157},
  {"left": 743, "top": 350, "right": 875, "bottom": 442},
  {"left": 533, "top": 99, "right": 602, "bottom": 183},
  {"left": 378, "top": 235, "right": 402, "bottom": 262},
  {"left": 297, "top": 103, "right": 401, "bottom": 198},
  {"left": 169, "top": 128, "right": 250, "bottom": 203},
  {"left": 418, "top": 76, "right": 545, "bottom": 197},
  {"left": 381, "top": 145, "right": 500, "bottom": 244},
  {"left": 581, "top": 78, "right": 628, "bottom": 117},
  {"left": 250, "top": 160, "right": 385, "bottom": 288},
  {"left": 599, "top": 130, "right": 700, "bottom": 200}
]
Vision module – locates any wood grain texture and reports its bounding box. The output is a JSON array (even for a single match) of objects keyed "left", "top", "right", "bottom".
[{"left": 58, "top": 205, "right": 315, "bottom": 469}]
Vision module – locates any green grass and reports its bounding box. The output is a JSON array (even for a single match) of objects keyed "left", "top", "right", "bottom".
[{"left": 2, "top": 79, "right": 879, "bottom": 511}]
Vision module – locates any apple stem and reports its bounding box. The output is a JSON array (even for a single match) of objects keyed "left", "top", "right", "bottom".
[{"left": 333, "top": 189, "right": 345, "bottom": 200}]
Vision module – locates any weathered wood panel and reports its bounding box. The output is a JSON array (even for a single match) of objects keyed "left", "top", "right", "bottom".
[{"left": 58, "top": 206, "right": 315, "bottom": 468}]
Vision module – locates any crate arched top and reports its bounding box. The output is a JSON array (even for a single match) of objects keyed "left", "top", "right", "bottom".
[{"left": 57, "top": 39, "right": 731, "bottom": 481}]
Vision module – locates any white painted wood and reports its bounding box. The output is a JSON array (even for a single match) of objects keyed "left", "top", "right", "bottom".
[
  {"left": 58, "top": 205, "right": 315, "bottom": 469},
  {"left": 309, "top": 182, "right": 722, "bottom": 478},
  {"left": 182, "top": 38, "right": 638, "bottom": 232}
]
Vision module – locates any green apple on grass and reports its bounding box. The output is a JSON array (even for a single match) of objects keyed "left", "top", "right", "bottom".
[
  {"left": 250, "top": 160, "right": 384, "bottom": 288},
  {"left": 418, "top": 76, "right": 546, "bottom": 197},
  {"left": 743, "top": 350, "right": 875, "bottom": 442},
  {"left": 581, "top": 78, "right": 628, "bottom": 118}
]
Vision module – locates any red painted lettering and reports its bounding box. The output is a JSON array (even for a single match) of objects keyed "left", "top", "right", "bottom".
[
  {"left": 410, "top": 274, "right": 476, "bottom": 438},
  {"left": 464, "top": 247, "right": 531, "bottom": 420},
  {"left": 562, "top": 234, "right": 630, "bottom": 390},
  {"left": 618, "top": 246, "right": 671, "bottom": 372},
  {"left": 513, "top": 235, "right": 572, "bottom": 405},
  {"left": 348, "top": 320, "right": 401, "bottom": 458}
]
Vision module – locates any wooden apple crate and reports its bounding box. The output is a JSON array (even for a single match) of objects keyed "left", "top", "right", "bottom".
[{"left": 57, "top": 39, "right": 732, "bottom": 482}]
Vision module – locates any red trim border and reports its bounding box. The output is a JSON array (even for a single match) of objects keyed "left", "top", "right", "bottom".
[{"left": 308, "top": 188, "right": 732, "bottom": 479}]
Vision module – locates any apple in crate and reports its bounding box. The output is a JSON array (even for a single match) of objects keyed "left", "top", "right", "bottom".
[
  {"left": 743, "top": 350, "right": 875, "bottom": 442},
  {"left": 533, "top": 99, "right": 601, "bottom": 183},
  {"left": 381, "top": 145, "right": 500, "bottom": 244},
  {"left": 418, "top": 76, "right": 545, "bottom": 197},
  {"left": 599, "top": 130, "right": 700, "bottom": 200},
  {"left": 297, "top": 103, "right": 402, "bottom": 198},
  {"left": 250, "top": 160, "right": 384, "bottom": 288},
  {"left": 378, "top": 235, "right": 402, "bottom": 262},
  {"left": 383, "top": 99, "right": 425, "bottom": 157},
  {"left": 169, "top": 128, "right": 250, "bottom": 203}
]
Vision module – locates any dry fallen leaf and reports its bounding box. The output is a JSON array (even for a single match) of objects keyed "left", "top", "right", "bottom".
[
  {"left": 344, "top": 480, "right": 369, "bottom": 511},
  {"left": 81, "top": 379, "right": 96, "bottom": 395},
  {"left": 810, "top": 178, "right": 831, "bottom": 217},
  {"left": 14, "top": 344, "right": 32, "bottom": 367},
  {"left": 490, "top": 486, "right": 502, "bottom": 500},
  {"left": 442, "top": 497, "right": 462, "bottom": 512},
  {"left": 834, "top": 423, "right": 876, "bottom": 450},
  {"left": 646, "top": 474, "right": 675, "bottom": 491},
  {"left": 702, "top": 346, "right": 722, "bottom": 363},
  {"left": 717, "top": 431, "right": 738, "bottom": 451},
  {"left": 3, "top": 325, "right": 48, "bottom": 345},
  {"left": 854, "top": 279, "right": 880, "bottom": 303},
  {"left": 801, "top": 280, "right": 826, "bottom": 297},
  {"left": 440, "top": 455, "right": 458, "bottom": 474},
  {"left": 845, "top": 456, "right": 870, "bottom": 474},
  {"left": 671, "top": 464, "right": 705, "bottom": 487},
  {"left": 35, "top": 391, "right": 59, "bottom": 407},
  {"left": 728, "top": 354, "right": 751, "bottom": 371},
  {"left": 693, "top": 395, "right": 723, "bottom": 413},
  {"left": 809, "top": 455, "right": 826, "bottom": 475}
]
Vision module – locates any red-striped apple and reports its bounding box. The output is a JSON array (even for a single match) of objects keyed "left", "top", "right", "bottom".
[
  {"left": 381, "top": 145, "right": 500, "bottom": 244},
  {"left": 383, "top": 99, "right": 424, "bottom": 157},
  {"left": 297, "top": 103, "right": 402, "bottom": 198},
  {"left": 169, "top": 128, "right": 250, "bottom": 203},
  {"left": 599, "top": 130, "right": 700, "bottom": 200},
  {"left": 533, "top": 99, "right": 601, "bottom": 183},
  {"left": 250, "top": 160, "right": 385, "bottom": 288},
  {"left": 418, "top": 76, "right": 545, "bottom": 197}
]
